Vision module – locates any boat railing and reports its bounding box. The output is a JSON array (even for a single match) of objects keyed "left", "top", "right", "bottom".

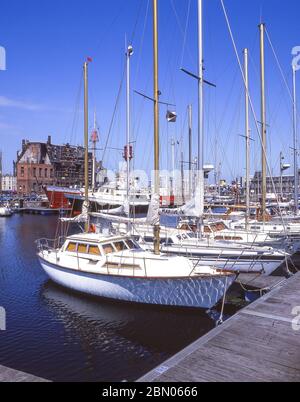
[{"left": 36, "top": 237, "right": 65, "bottom": 255}]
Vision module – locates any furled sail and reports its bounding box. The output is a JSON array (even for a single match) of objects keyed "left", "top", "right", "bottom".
[
  {"left": 60, "top": 201, "right": 89, "bottom": 223},
  {"left": 146, "top": 193, "right": 160, "bottom": 226},
  {"left": 181, "top": 175, "right": 204, "bottom": 218}
]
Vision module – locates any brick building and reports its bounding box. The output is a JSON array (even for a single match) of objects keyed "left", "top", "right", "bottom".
[{"left": 15, "top": 136, "right": 92, "bottom": 195}]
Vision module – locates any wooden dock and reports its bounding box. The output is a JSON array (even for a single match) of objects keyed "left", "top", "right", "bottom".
[
  {"left": 236, "top": 273, "right": 287, "bottom": 291},
  {"left": 0, "top": 365, "right": 49, "bottom": 382},
  {"left": 138, "top": 272, "right": 300, "bottom": 382}
]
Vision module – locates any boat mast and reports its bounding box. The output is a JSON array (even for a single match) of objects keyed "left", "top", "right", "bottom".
[
  {"left": 293, "top": 64, "right": 299, "bottom": 215},
  {"left": 197, "top": 0, "right": 205, "bottom": 234},
  {"left": 198, "top": 0, "right": 204, "bottom": 179},
  {"left": 153, "top": 0, "right": 160, "bottom": 255},
  {"left": 171, "top": 137, "right": 176, "bottom": 197},
  {"left": 259, "top": 23, "right": 267, "bottom": 222},
  {"left": 126, "top": 43, "right": 134, "bottom": 207},
  {"left": 84, "top": 61, "right": 89, "bottom": 233},
  {"left": 188, "top": 104, "right": 193, "bottom": 197},
  {"left": 244, "top": 48, "right": 250, "bottom": 228},
  {"left": 92, "top": 111, "right": 98, "bottom": 192}
]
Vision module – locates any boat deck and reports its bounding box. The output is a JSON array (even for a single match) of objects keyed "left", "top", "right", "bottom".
[{"left": 138, "top": 272, "right": 300, "bottom": 382}]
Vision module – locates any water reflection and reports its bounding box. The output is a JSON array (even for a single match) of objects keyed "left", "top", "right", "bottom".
[{"left": 41, "top": 281, "right": 215, "bottom": 381}]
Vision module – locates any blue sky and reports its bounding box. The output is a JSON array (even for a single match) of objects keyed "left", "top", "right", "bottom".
[{"left": 0, "top": 0, "right": 299, "bottom": 181}]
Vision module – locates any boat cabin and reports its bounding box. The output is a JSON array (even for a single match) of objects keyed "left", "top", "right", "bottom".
[{"left": 63, "top": 237, "right": 141, "bottom": 257}]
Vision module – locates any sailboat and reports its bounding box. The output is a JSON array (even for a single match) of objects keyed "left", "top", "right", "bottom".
[
  {"left": 97, "top": 0, "right": 295, "bottom": 276},
  {"left": 36, "top": 0, "right": 235, "bottom": 309},
  {"left": 226, "top": 24, "right": 300, "bottom": 243}
]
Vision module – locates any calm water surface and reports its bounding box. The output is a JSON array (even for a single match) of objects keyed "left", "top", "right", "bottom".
[{"left": 0, "top": 214, "right": 217, "bottom": 382}]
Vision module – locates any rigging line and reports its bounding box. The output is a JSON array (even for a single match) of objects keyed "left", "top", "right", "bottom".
[
  {"left": 94, "top": 4, "right": 127, "bottom": 54},
  {"left": 129, "top": 0, "right": 144, "bottom": 44},
  {"left": 102, "top": 65, "right": 126, "bottom": 163},
  {"left": 69, "top": 73, "right": 83, "bottom": 146},
  {"left": 180, "top": 0, "right": 192, "bottom": 68},
  {"left": 266, "top": 28, "right": 300, "bottom": 139},
  {"left": 133, "top": 0, "right": 150, "bottom": 89},
  {"left": 220, "top": 0, "right": 286, "bottom": 227},
  {"left": 170, "top": 0, "right": 194, "bottom": 66},
  {"left": 265, "top": 28, "right": 293, "bottom": 101}
]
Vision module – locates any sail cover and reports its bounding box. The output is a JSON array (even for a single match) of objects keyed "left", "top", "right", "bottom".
[
  {"left": 146, "top": 193, "right": 160, "bottom": 226},
  {"left": 60, "top": 201, "right": 89, "bottom": 223},
  {"left": 182, "top": 175, "right": 204, "bottom": 218}
]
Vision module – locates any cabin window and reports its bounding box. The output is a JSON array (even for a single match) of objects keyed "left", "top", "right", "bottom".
[
  {"left": 114, "top": 241, "right": 127, "bottom": 252},
  {"left": 102, "top": 243, "right": 114, "bottom": 255},
  {"left": 88, "top": 245, "right": 101, "bottom": 256},
  {"left": 66, "top": 242, "right": 77, "bottom": 252},
  {"left": 204, "top": 226, "right": 211, "bottom": 233},
  {"left": 125, "top": 240, "right": 137, "bottom": 250},
  {"left": 77, "top": 244, "right": 88, "bottom": 254}
]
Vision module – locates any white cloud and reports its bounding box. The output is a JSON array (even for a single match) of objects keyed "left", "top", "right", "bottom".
[{"left": 0, "top": 96, "right": 42, "bottom": 111}]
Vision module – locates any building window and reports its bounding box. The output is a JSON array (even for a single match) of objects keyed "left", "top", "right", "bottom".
[
  {"left": 33, "top": 167, "right": 37, "bottom": 177},
  {"left": 21, "top": 167, "right": 24, "bottom": 177},
  {"left": 45, "top": 168, "right": 48, "bottom": 178},
  {"left": 39, "top": 168, "right": 42, "bottom": 178},
  {"left": 50, "top": 169, "right": 54, "bottom": 178}
]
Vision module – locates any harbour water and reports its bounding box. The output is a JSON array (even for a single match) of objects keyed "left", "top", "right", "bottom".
[{"left": 0, "top": 214, "right": 226, "bottom": 382}]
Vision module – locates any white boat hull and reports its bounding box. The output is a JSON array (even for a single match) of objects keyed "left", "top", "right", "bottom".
[
  {"left": 39, "top": 258, "right": 235, "bottom": 309},
  {"left": 159, "top": 248, "right": 284, "bottom": 276},
  {"left": 0, "top": 207, "right": 12, "bottom": 217}
]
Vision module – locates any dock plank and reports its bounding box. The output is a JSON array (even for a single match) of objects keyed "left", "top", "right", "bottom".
[
  {"left": 0, "top": 365, "right": 49, "bottom": 382},
  {"left": 138, "top": 272, "right": 300, "bottom": 383}
]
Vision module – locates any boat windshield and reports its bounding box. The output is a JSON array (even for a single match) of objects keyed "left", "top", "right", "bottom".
[
  {"left": 102, "top": 239, "right": 141, "bottom": 255},
  {"left": 187, "top": 232, "right": 198, "bottom": 238}
]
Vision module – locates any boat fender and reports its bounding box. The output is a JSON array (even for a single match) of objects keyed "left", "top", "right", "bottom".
[{"left": 89, "top": 224, "right": 96, "bottom": 233}]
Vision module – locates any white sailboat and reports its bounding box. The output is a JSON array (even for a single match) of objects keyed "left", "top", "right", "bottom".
[
  {"left": 37, "top": 1, "right": 235, "bottom": 309},
  {"left": 0, "top": 206, "right": 13, "bottom": 217}
]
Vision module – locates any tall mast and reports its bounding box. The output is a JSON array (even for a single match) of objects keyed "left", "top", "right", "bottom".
[
  {"left": 259, "top": 23, "right": 267, "bottom": 222},
  {"left": 293, "top": 64, "right": 299, "bottom": 215},
  {"left": 91, "top": 111, "right": 98, "bottom": 192},
  {"left": 153, "top": 0, "right": 160, "bottom": 255},
  {"left": 171, "top": 137, "right": 176, "bottom": 197},
  {"left": 188, "top": 104, "right": 193, "bottom": 197},
  {"left": 126, "top": 43, "right": 134, "bottom": 205},
  {"left": 244, "top": 48, "right": 250, "bottom": 228},
  {"left": 198, "top": 0, "right": 204, "bottom": 175},
  {"left": 197, "top": 0, "right": 205, "bottom": 236},
  {"left": 84, "top": 61, "right": 89, "bottom": 232}
]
